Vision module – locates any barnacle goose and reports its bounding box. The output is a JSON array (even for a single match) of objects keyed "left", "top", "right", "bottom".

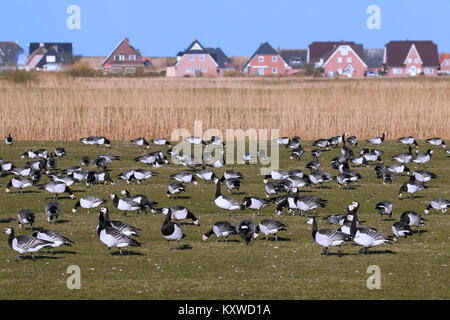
[
  {"left": 72, "top": 170, "right": 89, "bottom": 182},
  {"left": 424, "top": 198, "right": 450, "bottom": 214},
  {"left": 263, "top": 169, "right": 287, "bottom": 183},
  {"left": 97, "top": 211, "right": 141, "bottom": 255},
  {"left": 373, "top": 163, "right": 386, "bottom": 179},
  {"left": 275, "top": 195, "right": 298, "bottom": 216},
  {"left": 361, "top": 150, "right": 382, "bottom": 163},
  {"left": 286, "top": 136, "right": 301, "bottom": 149},
  {"left": 202, "top": 221, "right": 236, "bottom": 242},
  {"left": 311, "top": 149, "right": 322, "bottom": 160},
  {"left": 393, "top": 146, "right": 413, "bottom": 164},
  {"left": 171, "top": 171, "right": 198, "bottom": 185},
  {"left": 49, "top": 173, "right": 76, "bottom": 187},
  {"left": 131, "top": 138, "right": 150, "bottom": 149},
  {"left": 54, "top": 148, "right": 67, "bottom": 157},
  {"left": 242, "top": 197, "right": 269, "bottom": 217},
  {"left": 349, "top": 212, "right": 391, "bottom": 254},
  {"left": 45, "top": 202, "right": 61, "bottom": 224},
  {"left": 306, "top": 160, "right": 321, "bottom": 172},
  {"left": 161, "top": 211, "right": 185, "bottom": 250},
  {"left": 95, "top": 136, "right": 111, "bottom": 147},
  {"left": 309, "top": 171, "right": 335, "bottom": 188},
  {"left": 391, "top": 222, "right": 413, "bottom": 242},
  {"left": 337, "top": 170, "right": 362, "bottom": 188},
  {"left": 307, "top": 216, "right": 350, "bottom": 257},
  {"left": 313, "top": 139, "right": 330, "bottom": 150},
  {"left": 132, "top": 169, "right": 157, "bottom": 184},
  {"left": 347, "top": 135, "right": 358, "bottom": 147},
  {"left": 351, "top": 156, "right": 367, "bottom": 166},
  {"left": 274, "top": 137, "right": 289, "bottom": 145},
  {"left": 135, "top": 152, "right": 165, "bottom": 166},
  {"left": 11, "top": 166, "right": 32, "bottom": 177},
  {"left": 0, "top": 160, "right": 14, "bottom": 171},
  {"left": 121, "top": 190, "right": 158, "bottom": 213},
  {"left": 208, "top": 135, "right": 225, "bottom": 146},
  {"left": 5, "top": 133, "right": 13, "bottom": 145},
  {"left": 213, "top": 178, "right": 244, "bottom": 215},
  {"left": 195, "top": 168, "right": 216, "bottom": 182},
  {"left": 387, "top": 164, "right": 410, "bottom": 176},
  {"left": 264, "top": 182, "right": 283, "bottom": 198},
  {"left": 80, "top": 156, "right": 90, "bottom": 167},
  {"left": 242, "top": 153, "right": 254, "bottom": 164},
  {"left": 72, "top": 196, "right": 106, "bottom": 214},
  {"left": 80, "top": 136, "right": 97, "bottom": 146},
  {"left": 294, "top": 194, "right": 327, "bottom": 216},
  {"left": 426, "top": 137, "right": 446, "bottom": 148},
  {"left": 17, "top": 209, "right": 35, "bottom": 229},
  {"left": 62, "top": 166, "right": 82, "bottom": 176},
  {"left": 412, "top": 149, "right": 433, "bottom": 166},
  {"left": 39, "top": 181, "right": 75, "bottom": 200},
  {"left": 220, "top": 176, "right": 241, "bottom": 193},
  {"left": 151, "top": 138, "right": 171, "bottom": 147},
  {"left": 5, "top": 176, "right": 34, "bottom": 193},
  {"left": 94, "top": 171, "right": 114, "bottom": 185},
  {"left": 32, "top": 229, "right": 74, "bottom": 253},
  {"left": 162, "top": 206, "right": 199, "bottom": 226},
  {"left": 21, "top": 149, "right": 48, "bottom": 159},
  {"left": 27, "top": 160, "right": 45, "bottom": 171},
  {"left": 366, "top": 132, "right": 386, "bottom": 145},
  {"left": 254, "top": 219, "right": 287, "bottom": 241},
  {"left": 185, "top": 136, "right": 206, "bottom": 145},
  {"left": 398, "top": 176, "right": 426, "bottom": 200},
  {"left": 400, "top": 211, "right": 425, "bottom": 234},
  {"left": 236, "top": 220, "right": 256, "bottom": 245},
  {"left": 412, "top": 170, "right": 437, "bottom": 183},
  {"left": 382, "top": 170, "right": 394, "bottom": 184},
  {"left": 100, "top": 207, "right": 141, "bottom": 237},
  {"left": 4, "top": 227, "right": 52, "bottom": 261},
  {"left": 224, "top": 170, "right": 244, "bottom": 180},
  {"left": 375, "top": 201, "right": 393, "bottom": 220},
  {"left": 110, "top": 193, "right": 145, "bottom": 215},
  {"left": 337, "top": 201, "right": 361, "bottom": 235},
  {"left": 397, "top": 136, "right": 418, "bottom": 148},
  {"left": 328, "top": 132, "right": 347, "bottom": 148},
  {"left": 118, "top": 169, "right": 135, "bottom": 184},
  {"left": 167, "top": 182, "right": 186, "bottom": 198},
  {"left": 290, "top": 148, "right": 305, "bottom": 160}
]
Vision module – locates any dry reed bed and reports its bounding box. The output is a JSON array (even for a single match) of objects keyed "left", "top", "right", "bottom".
[{"left": 0, "top": 75, "right": 448, "bottom": 140}]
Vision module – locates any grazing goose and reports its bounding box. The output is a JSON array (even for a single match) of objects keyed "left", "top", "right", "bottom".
[
  {"left": 242, "top": 153, "right": 254, "bottom": 164},
  {"left": 17, "top": 209, "right": 35, "bottom": 229},
  {"left": 274, "top": 137, "right": 290, "bottom": 145},
  {"left": 366, "top": 132, "right": 386, "bottom": 145},
  {"left": 362, "top": 151, "right": 382, "bottom": 163},
  {"left": 29, "top": 169, "right": 43, "bottom": 182},
  {"left": 313, "top": 139, "right": 330, "bottom": 150},
  {"left": 309, "top": 171, "right": 335, "bottom": 188},
  {"left": 50, "top": 174, "right": 77, "bottom": 187},
  {"left": 195, "top": 168, "right": 216, "bottom": 182},
  {"left": 294, "top": 195, "right": 327, "bottom": 216},
  {"left": 11, "top": 166, "right": 32, "bottom": 177},
  {"left": 135, "top": 152, "right": 165, "bottom": 166},
  {"left": 213, "top": 178, "right": 244, "bottom": 215},
  {"left": 5, "top": 176, "right": 34, "bottom": 193},
  {"left": 323, "top": 213, "right": 347, "bottom": 225},
  {"left": 391, "top": 222, "right": 413, "bottom": 242},
  {"left": 185, "top": 136, "right": 206, "bottom": 145},
  {"left": 328, "top": 132, "right": 347, "bottom": 148},
  {"left": 121, "top": 190, "right": 158, "bottom": 213},
  {"left": 375, "top": 201, "right": 393, "bottom": 220},
  {"left": 162, "top": 206, "right": 199, "bottom": 226},
  {"left": 236, "top": 220, "right": 256, "bottom": 245},
  {"left": 275, "top": 195, "right": 298, "bottom": 216},
  {"left": 412, "top": 149, "right": 433, "bottom": 166},
  {"left": 397, "top": 136, "right": 418, "bottom": 148},
  {"left": 220, "top": 176, "right": 241, "bottom": 194},
  {"left": 349, "top": 212, "right": 391, "bottom": 254},
  {"left": 110, "top": 193, "right": 145, "bottom": 215},
  {"left": 95, "top": 136, "right": 111, "bottom": 147},
  {"left": 263, "top": 169, "right": 287, "bottom": 183},
  {"left": 264, "top": 182, "right": 283, "bottom": 198},
  {"left": 21, "top": 149, "right": 48, "bottom": 159},
  {"left": 171, "top": 171, "right": 198, "bottom": 185},
  {"left": 45, "top": 202, "right": 61, "bottom": 224},
  {"left": 400, "top": 211, "right": 425, "bottom": 234},
  {"left": 202, "top": 221, "right": 236, "bottom": 242},
  {"left": 0, "top": 160, "right": 14, "bottom": 171},
  {"left": 307, "top": 216, "right": 350, "bottom": 257},
  {"left": 374, "top": 163, "right": 386, "bottom": 179},
  {"left": 97, "top": 212, "right": 141, "bottom": 255},
  {"left": 26, "top": 160, "right": 45, "bottom": 171},
  {"left": 331, "top": 155, "right": 348, "bottom": 169},
  {"left": 393, "top": 146, "right": 413, "bottom": 164},
  {"left": 337, "top": 170, "right": 362, "bottom": 188},
  {"left": 287, "top": 169, "right": 305, "bottom": 178},
  {"left": 5, "top": 133, "right": 13, "bottom": 145},
  {"left": 131, "top": 137, "right": 150, "bottom": 149},
  {"left": 32, "top": 230, "right": 74, "bottom": 253},
  {"left": 242, "top": 196, "right": 269, "bottom": 217},
  {"left": 426, "top": 137, "right": 446, "bottom": 148},
  {"left": 80, "top": 136, "right": 97, "bottom": 146},
  {"left": 306, "top": 160, "right": 320, "bottom": 172},
  {"left": 254, "top": 219, "right": 287, "bottom": 241},
  {"left": 72, "top": 196, "right": 106, "bottom": 214},
  {"left": 54, "top": 148, "right": 67, "bottom": 157},
  {"left": 386, "top": 164, "right": 410, "bottom": 176},
  {"left": 94, "top": 171, "right": 114, "bottom": 185},
  {"left": 337, "top": 201, "right": 361, "bottom": 235},
  {"left": 347, "top": 135, "right": 358, "bottom": 147},
  {"left": 100, "top": 207, "right": 141, "bottom": 237},
  {"left": 311, "top": 149, "right": 322, "bottom": 160},
  {"left": 118, "top": 169, "right": 135, "bottom": 184},
  {"left": 132, "top": 169, "right": 157, "bottom": 184},
  {"left": 72, "top": 170, "right": 89, "bottom": 182},
  {"left": 167, "top": 182, "right": 186, "bottom": 198},
  {"left": 80, "top": 156, "right": 90, "bottom": 167},
  {"left": 382, "top": 170, "right": 394, "bottom": 184},
  {"left": 398, "top": 176, "right": 426, "bottom": 200},
  {"left": 286, "top": 136, "right": 301, "bottom": 149},
  {"left": 208, "top": 136, "right": 225, "bottom": 146},
  {"left": 151, "top": 138, "right": 171, "bottom": 147},
  {"left": 4, "top": 227, "right": 52, "bottom": 261},
  {"left": 161, "top": 211, "right": 185, "bottom": 250},
  {"left": 39, "top": 181, "right": 75, "bottom": 200},
  {"left": 224, "top": 170, "right": 244, "bottom": 181},
  {"left": 62, "top": 165, "right": 82, "bottom": 176},
  {"left": 424, "top": 198, "right": 450, "bottom": 214},
  {"left": 412, "top": 170, "right": 437, "bottom": 183},
  {"left": 290, "top": 148, "right": 305, "bottom": 160}
]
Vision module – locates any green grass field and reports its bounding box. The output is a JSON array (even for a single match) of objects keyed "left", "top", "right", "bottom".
[{"left": 0, "top": 140, "right": 448, "bottom": 299}]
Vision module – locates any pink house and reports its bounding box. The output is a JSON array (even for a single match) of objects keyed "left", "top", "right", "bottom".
[
  {"left": 173, "top": 39, "right": 232, "bottom": 77},
  {"left": 439, "top": 52, "right": 450, "bottom": 74},
  {"left": 384, "top": 41, "right": 440, "bottom": 77},
  {"left": 242, "top": 42, "right": 289, "bottom": 76}
]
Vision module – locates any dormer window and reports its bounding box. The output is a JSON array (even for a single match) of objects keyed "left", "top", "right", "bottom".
[
  {"left": 340, "top": 46, "right": 349, "bottom": 55},
  {"left": 272, "top": 56, "right": 277, "bottom": 62},
  {"left": 114, "top": 55, "right": 125, "bottom": 61},
  {"left": 129, "top": 55, "right": 136, "bottom": 61},
  {"left": 258, "top": 56, "right": 264, "bottom": 62}
]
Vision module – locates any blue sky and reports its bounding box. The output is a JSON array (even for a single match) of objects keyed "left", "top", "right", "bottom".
[{"left": 1, "top": 0, "right": 449, "bottom": 57}]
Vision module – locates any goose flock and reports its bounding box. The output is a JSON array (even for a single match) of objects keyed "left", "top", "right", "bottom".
[{"left": 0, "top": 132, "right": 448, "bottom": 261}]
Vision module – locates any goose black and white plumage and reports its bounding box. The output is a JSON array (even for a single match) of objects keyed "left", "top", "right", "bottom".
[
  {"left": 120, "top": 190, "right": 158, "bottom": 213},
  {"left": 307, "top": 216, "right": 350, "bottom": 257},
  {"left": 167, "top": 182, "right": 186, "bottom": 198},
  {"left": 27, "top": 160, "right": 46, "bottom": 171},
  {"left": 294, "top": 194, "right": 327, "bottom": 216},
  {"left": 328, "top": 132, "right": 347, "bottom": 148},
  {"left": 349, "top": 212, "right": 391, "bottom": 254},
  {"left": 263, "top": 169, "right": 287, "bottom": 183},
  {"left": 351, "top": 156, "right": 366, "bottom": 166},
  {"left": 11, "top": 166, "right": 32, "bottom": 177},
  {"left": 412, "top": 170, "right": 437, "bottom": 183},
  {"left": 220, "top": 176, "right": 241, "bottom": 193},
  {"left": 242, "top": 196, "right": 269, "bottom": 217},
  {"left": 94, "top": 171, "right": 114, "bottom": 185},
  {"left": 118, "top": 169, "right": 135, "bottom": 184},
  {"left": 54, "top": 148, "right": 67, "bottom": 157},
  {"left": 32, "top": 229, "right": 74, "bottom": 253},
  {"left": 195, "top": 168, "right": 216, "bottom": 182},
  {"left": 45, "top": 201, "right": 61, "bottom": 224},
  {"left": 400, "top": 211, "right": 425, "bottom": 234},
  {"left": 202, "top": 221, "right": 236, "bottom": 242},
  {"left": 236, "top": 220, "right": 255, "bottom": 245},
  {"left": 254, "top": 219, "right": 287, "bottom": 241},
  {"left": 386, "top": 164, "right": 410, "bottom": 176},
  {"left": 39, "top": 181, "right": 75, "bottom": 200},
  {"left": 382, "top": 170, "right": 394, "bottom": 184},
  {"left": 5, "top": 176, "right": 34, "bottom": 193},
  {"left": 275, "top": 195, "right": 298, "bottom": 216},
  {"left": 97, "top": 211, "right": 141, "bottom": 255},
  {"left": 424, "top": 198, "right": 450, "bottom": 214},
  {"left": 151, "top": 138, "right": 171, "bottom": 147},
  {"left": 373, "top": 163, "right": 386, "bottom": 179},
  {"left": 0, "top": 160, "right": 14, "bottom": 171},
  {"left": 264, "top": 182, "right": 283, "bottom": 198},
  {"left": 306, "top": 160, "right": 320, "bottom": 172},
  {"left": 21, "top": 149, "right": 48, "bottom": 159},
  {"left": 337, "top": 170, "right": 362, "bottom": 188},
  {"left": 336, "top": 201, "right": 360, "bottom": 235},
  {"left": 5, "top": 133, "right": 13, "bottom": 145},
  {"left": 171, "top": 171, "right": 198, "bottom": 185},
  {"left": 131, "top": 137, "right": 150, "bottom": 149},
  {"left": 213, "top": 178, "right": 244, "bottom": 215},
  {"left": 366, "top": 132, "right": 386, "bottom": 145},
  {"left": 286, "top": 169, "right": 305, "bottom": 178},
  {"left": 311, "top": 149, "right": 322, "bottom": 160},
  {"left": 17, "top": 209, "right": 35, "bottom": 229},
  {"left": 412, "top": 149, "right": 433, "bottom": 166},
  {"left": 391, "top": 221, "right": 413, "bottom": 242},
  {"left": 398, "top": 176, "right": 426, "bottom": 200},
  {"left": 49, "top": 173, "right": 77, "bottom": 187},
  {"left": 426, "top": 137, "right": 446, "bottom": 148},
  {"left": 132, "top": 169, "right": 157, "bottom": 184},
  {"left": 242, "top": 153, "right": 254, "bottom": 165},
  {"left": 99, "top": 207, "right": 141, "bottom": 237},
  {"left": 110, "top": 193, "right": 145, "bottom": 215},
  {"left": 224, "top": 170, "right": 244, "bottom": 181},
  {"left": 72, "top": 196, "right": 106, "bottom": 214},
  {"left": 347, "top": 135, "right": 358, "bottom": 147},
  {"left": 309, "top": 171, "right": 335, "bottom": 188},
  {"left": 161, "top": 211, "right": 185, "bottom": 250},
  {"left": 208, "top": 135, "right": 225, "bottom": 146},
  {"left": 286, "top": 136, "right": 301, "bottom": 149},
  {"left": 95, "top": 136, "right": 111, "bottom": 147},
  {"left": 397, "top": 136, "right": 418, "bottom": 148},
  {"left": 185, "top": 136, "right": 206, "bottom": 145},
  {"left": 392, "top": 146, "right": 413, "bottom": 164},
  {"left": 135, "top": 152, "right": 165, "bottom": 166},
  {"left": 313, "top": 139, "right": 330, "bottom": 150},
  {"left": 274, "top": 137, "right": 289, "bottom": 145},
  {"left": 80, "top": 156, "right": 90, "bottom": 167},
  {"left": 162, "top": 206, "right": 199, "bottom": 226},
  {"left": 4, "top": 227, "right": 52, "bottom": 261},
  {"left": 375, "top": 200, "right": 393, "bottom": 220},
  {"left": 290, "top": 148, "right": 304, "bottom": 160}
]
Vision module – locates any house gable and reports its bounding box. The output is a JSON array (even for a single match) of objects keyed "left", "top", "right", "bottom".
[{"left": 322, "top": 45, "right": 367, "bottom": 69}]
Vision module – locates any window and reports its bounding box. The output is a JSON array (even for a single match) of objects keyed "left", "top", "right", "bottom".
[
  {"left": 115, "top": 55, "right": 125, "bottom": 61},
  {"left": 337, "top": 68, "right": 342, "bottom": 75},
  {"left": 202, "top": 66, "right": 208, "bottom": 73},
  {"left": 46, "top": 55, "right": 56, "bottom": 63},
  {"left": 347, "top": 57, "right": 352, "bottom": 63},
  {"left": 272, "top": 56, "right": 277, "bottom": 62},
  {"left": 199, "top": 55, "right": 205, "bottom": 61},
  {"left": 258, "top": 56, "right": 264, "bottom": 62},
  {"left": 446, "top": 60, "right": 449, "bottom": 66},
  {"left": 394, "top": 68, "right": 402, "bottom": 74},
  {"left": 272, "top": 67, "right": 278, "bottom": 74},
  {"left": 424, "top": 68, "right": 433, "bottom": 74},
  {"left": 408, "top": 58, "right": 412, "bottom": 63},
  {"left": 189, "top": 55, "right": 194, "bottom": 61},
  {"left": 340, "top": 46, "right": 349, "bottom": 55},
  {"left": 129, "top": 55, "right": 136, "bottom": 61},
  {"left": 414, "top": 58, "right": 419, "bottom": 63},
  {"left": 186, "top": 66, "right": 191, "bottom": 73},
  {"left": 337, "top": 57, "right": 343, "bottom": 63}
]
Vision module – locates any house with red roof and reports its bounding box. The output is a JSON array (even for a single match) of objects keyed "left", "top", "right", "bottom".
[
  {"left": 384, "top": 41, "right": 439, "bottom": 77},
  {"left": 101, "top": 37, "right": 152, "bottom": 74},
  {"left": 307, "top": 41, "right": 367, "bottom": 78},
  {"left": 242, "top": 42, "right": 289, "bottom": 76},
  {"left": 439, "top": 52, "right": 450, "bottom": 74}
]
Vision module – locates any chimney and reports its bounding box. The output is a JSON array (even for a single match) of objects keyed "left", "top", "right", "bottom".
[
  {"left": 39, "top": 42, "right": 44, "bottom": 48},
  {"left": 125, "top": 37, "right": 130, "bottom": 43},
  {"left": 277, "top": 46, "right": 280, "bottom": 52}
]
